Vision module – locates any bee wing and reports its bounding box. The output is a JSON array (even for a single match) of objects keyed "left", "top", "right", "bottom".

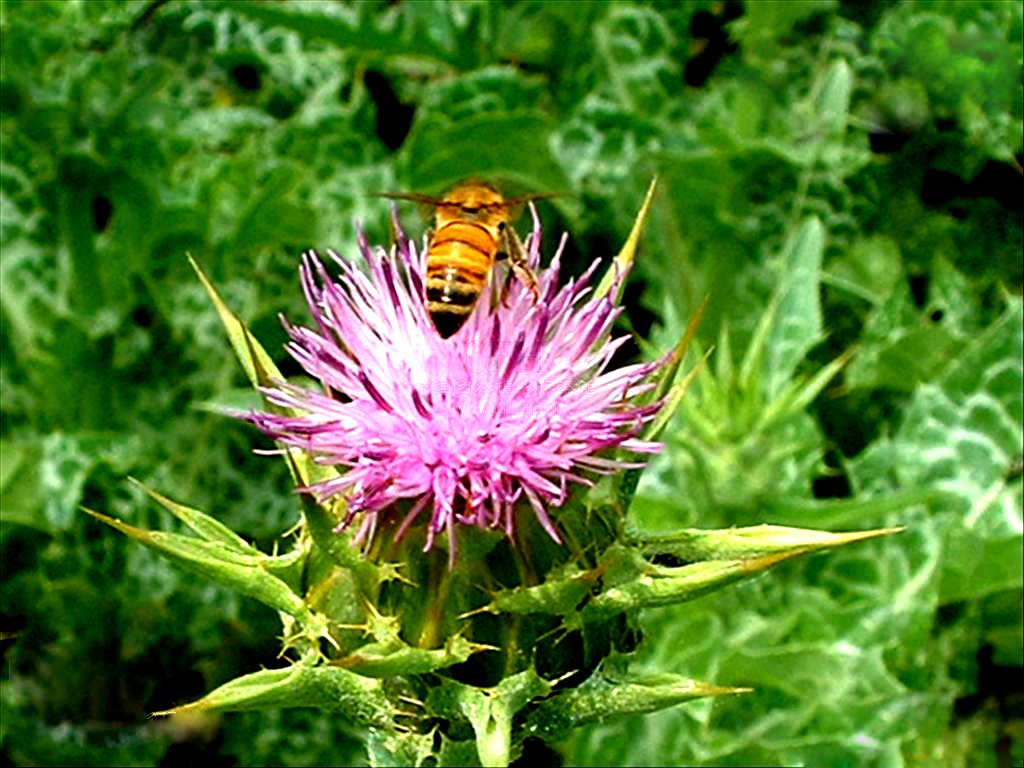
[
  {"left": 375, "top": 192, "right": 445, "bottom": 205},
  {"left": 375, "top": 191, "right": 454, "bottom": 222},
  {"left": 501, "top": 193, "right": 558, "bottom": 220}
]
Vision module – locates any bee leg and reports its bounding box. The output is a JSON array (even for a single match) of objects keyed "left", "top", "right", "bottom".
[
  {"left": 494, "top": 227, "right": 515, "bottom": 308},
  {"left": 498, "top": 265, "right": 515, "bottom": 308},
  {"left": 503, "top": 224, "right": 540, "bottom": 305}
]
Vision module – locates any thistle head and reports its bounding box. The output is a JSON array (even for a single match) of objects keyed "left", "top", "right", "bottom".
[{"left": 241, "top": 206, "right": 665, "bottom": 565}]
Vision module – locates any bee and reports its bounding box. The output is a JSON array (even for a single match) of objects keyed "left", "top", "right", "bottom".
[{"left": 383, "top": 179, "right": 547, "bottom": 338}]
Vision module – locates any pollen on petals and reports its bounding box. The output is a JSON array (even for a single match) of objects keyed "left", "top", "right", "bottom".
[{"left": 240, "top": 207, "right": 666, "bottom": 558}]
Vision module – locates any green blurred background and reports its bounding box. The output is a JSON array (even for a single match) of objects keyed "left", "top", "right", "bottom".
[{"left": 1, "top": 1, "right": 1021, "bottom": 765}]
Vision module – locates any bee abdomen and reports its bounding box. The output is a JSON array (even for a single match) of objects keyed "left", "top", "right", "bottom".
[{"left": 425, "top": 222, "right": 495, "bottom": 337}]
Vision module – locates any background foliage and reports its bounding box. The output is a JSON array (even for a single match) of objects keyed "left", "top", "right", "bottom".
[{"left": 1, "top": 0, "right": 1021, "bottom": 765}]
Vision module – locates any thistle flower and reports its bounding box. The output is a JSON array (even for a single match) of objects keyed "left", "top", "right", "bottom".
[{"left": 243, "top": 207, "right": 665, "bottom": 560}]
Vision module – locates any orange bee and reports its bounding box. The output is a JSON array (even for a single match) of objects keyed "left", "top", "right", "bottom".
[{"left": 384, "top": 179, "right": 547, "bottom": 338}]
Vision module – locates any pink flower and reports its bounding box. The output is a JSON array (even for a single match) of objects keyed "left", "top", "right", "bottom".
[{"left": 243, "top": 207, "right": 665, "bottom": 562}]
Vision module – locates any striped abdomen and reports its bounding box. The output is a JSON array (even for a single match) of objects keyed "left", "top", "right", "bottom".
[{"left": 425, "top": 219, "right": 498, "bottom": 338}]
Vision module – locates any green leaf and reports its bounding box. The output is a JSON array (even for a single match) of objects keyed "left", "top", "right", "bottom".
[
  {"left": 127, "top": 477, "right": 255, "bottom": 554},
  {"left": 401, "top": 111, "right": 570, "bottom": 194},
  {"left": 585, "top": 557, "right": 781, "bottom": 616},
  {"left": 478, "top": 563, "right": 597, "bottom": 617},
  {"left": 289, "top": 456, "right": 366, "bottom": 568},
  {"left": 232, "top": 164, "right": 317, "bottom": 253},
  {"left": 0, "top": 438, "right": 45, "bottom": 530},
  {"left": 57, "top": 154, "right": 105, "bottom": 318},
  {"left": 596, "top": 175, "right": 658, "bottom": 302},
  {"left": 823, "top": 234, "right": 903, "bottom": 304},
  {"left": 336, "top": 633, "right": 491, "bottom": 679},
  {"left": 751, "top": 488, "right": 944, "bottom": 529},
  {"left": 730, "top": 1, "right": 839, "bottom": 63},
  {"left": 366, "top": 729, "right": 438, "bottom": 768},
  {"left": 635, "top": 524, "right": 901, "bottom": 563},
  {"left": 224, "top": 0, "right": 468, "bottom": 69},
  {"left": 189, "top": 256, "right": 285, "bottom": 391},
  {"left": 763, "top": 216, "right": 825, "bottom": 399},
  {"left": 525, "top": 672, "right": 750, "bottom": 743},
  {"left": 0, "top": 433, "right": 141, "bottom": 532},
  {"left": 82, "top": 509, "right": 317, "bottom": 626},
  {"left": 191, "top": 257, "right": 338, "bottom": 490},
  {"left": 644, "top": 297, "right": 708, "bottom": 429},
  {"left": 813, "top": 59, "right": 853, "bottom": 136},
  {"left": 588, "top": 526, "right": 898, "bottom": 617},
  {"left": 851, "top": 298, "right": 1023, "bottom": 603},
  {"left": 429, "top": 670, "right": 551, "bottom": 768},
  {"left": 851, "top": 323, "right": 958, "bottom": 392},
  {"left": 153, "top": 663, "right": 392, "bottom": 726}
]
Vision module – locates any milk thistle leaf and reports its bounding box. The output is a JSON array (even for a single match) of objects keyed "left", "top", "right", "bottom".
[
  {"left": 595, "top": 176, "right": 658, "bottom": 302},
  {"left": 636, "top": 524, "right": 903, "bottom": 563},
  {"left": 428, "top": 670, "right": 553, "bottom": 768},
  {"left": 151, "top": 663, "right": 392, "bottom": 725},
  {"left": 481, "top": 563, "right": 598, "bottom": 616},
  {"left": 190, "top": 255, "right": 337, "bottom": 491},
  {"left": 337, "top": 632, "right": 492, "bottom": 678},
  {"left": 189, "top": 254, "right": 284, "bottom": 392},
  {"left": 523, "top": 673, "right": 752, "bottom": 743},
  {"left": 762, "top": 216, "right": 825, "bottom": 399},
  {"left": 126, "top": 476, "right": 255, "bottom": 554},
  {"left": 82, "top": 508, "right": 327, "bottom": 647},
  {"left": 583, "top": 526, "right": 903, "bottom": 616}
]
